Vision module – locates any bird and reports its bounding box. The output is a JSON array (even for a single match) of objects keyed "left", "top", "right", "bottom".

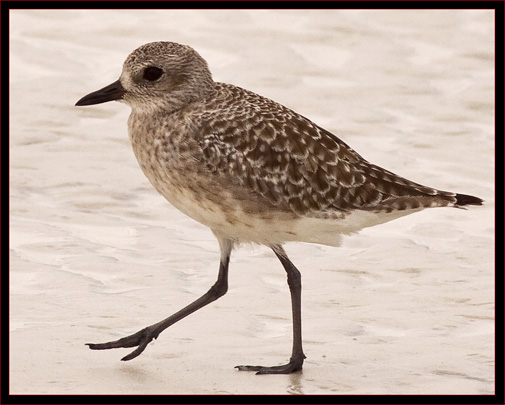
[{"left": 75, "top": 41, "right": 483, "bottom": 374}]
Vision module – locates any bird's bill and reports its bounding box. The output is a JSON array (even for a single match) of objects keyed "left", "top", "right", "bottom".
[{"left": 75, "top": 79, "right": 126, "bottom": 106}]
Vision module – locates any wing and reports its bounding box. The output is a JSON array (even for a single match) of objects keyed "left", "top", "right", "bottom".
[{"left": 198, "top": 84, "right": 454, "bottom": 216}]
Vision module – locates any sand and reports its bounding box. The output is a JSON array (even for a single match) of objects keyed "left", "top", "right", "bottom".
[{"left": 9, "top": 9, "right": 494, "bottom": 395}]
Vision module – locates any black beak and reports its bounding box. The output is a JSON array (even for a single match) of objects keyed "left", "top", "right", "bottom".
[{"left": 75, "top": 79, "right": 126, "bottom": 106}]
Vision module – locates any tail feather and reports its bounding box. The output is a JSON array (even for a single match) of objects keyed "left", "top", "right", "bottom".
[{"left": 454, "top": 193, "right": 483, "bottom": 206}]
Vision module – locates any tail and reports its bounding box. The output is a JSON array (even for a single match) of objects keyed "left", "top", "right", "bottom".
[{"left": 454, "top": 193, "right": 483, "bottom": 207}]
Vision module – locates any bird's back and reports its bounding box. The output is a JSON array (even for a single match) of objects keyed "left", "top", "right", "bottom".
[
  {"left": 127, "top": 82, "right": 481, "bottom": 246},
  {"left": 196, "top": 83, "right": 480, "bottom": 211}
]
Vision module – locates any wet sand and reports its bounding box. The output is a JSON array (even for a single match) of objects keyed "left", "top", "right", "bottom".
[{"left": 9, "top": 10, "right": 494, "bottom": 395}]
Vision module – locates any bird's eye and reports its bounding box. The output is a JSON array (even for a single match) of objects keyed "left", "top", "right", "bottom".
[{"left": 143, "top": 66, "right": 163, "bottom": 81}]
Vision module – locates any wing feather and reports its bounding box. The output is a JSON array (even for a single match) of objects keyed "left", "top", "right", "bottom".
[{"left": 198, "top": 83, "right": 455, "bottom": 216}]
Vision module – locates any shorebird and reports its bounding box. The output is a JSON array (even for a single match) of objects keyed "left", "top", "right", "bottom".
[{"left": 76, "top": 41, "right": 482, "bottom": 374}]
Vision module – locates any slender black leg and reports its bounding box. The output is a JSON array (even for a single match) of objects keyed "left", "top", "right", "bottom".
[
  {"left": 236, "top": 245, "right": 306, "bottom": 374},
  {"left": 86, "top": 238, "right": 233, "bottom": 361}
]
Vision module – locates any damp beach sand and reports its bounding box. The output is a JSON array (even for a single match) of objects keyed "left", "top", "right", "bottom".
[{"left": 9, "top": 10, "right": 494, "bottom": 395}]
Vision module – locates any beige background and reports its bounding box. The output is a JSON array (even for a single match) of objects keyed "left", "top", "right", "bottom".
[{"left": 10, "top": 10, "right": 494, "bottom": 394}]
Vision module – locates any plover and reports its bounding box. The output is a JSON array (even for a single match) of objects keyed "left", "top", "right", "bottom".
[{"left": 76, "top": 41, "right": 483, "bottom": 374}]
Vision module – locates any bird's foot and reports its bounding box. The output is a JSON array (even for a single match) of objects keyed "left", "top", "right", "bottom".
[
  {"left": 86, "top": 326, "right": 159, "bottom": 361},
  {"left": 235, "top": 356, "right": 304, "bottom": 375}
]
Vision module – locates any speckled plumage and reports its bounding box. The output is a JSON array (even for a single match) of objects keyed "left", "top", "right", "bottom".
[
  {"left": 76, "top": 41, "right": 482, "bottom": 372},
  {"left": 110, "top": 42, "right": 481, "bottom": 247}
]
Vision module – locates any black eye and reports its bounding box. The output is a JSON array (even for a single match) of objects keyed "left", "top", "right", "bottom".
[{"left": 143, "top": 66, "right": 163, "bottom": 81}]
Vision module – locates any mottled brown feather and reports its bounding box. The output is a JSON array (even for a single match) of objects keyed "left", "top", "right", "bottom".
[{"left": 198, "top": 83, "right": 460, "bottom": 217}]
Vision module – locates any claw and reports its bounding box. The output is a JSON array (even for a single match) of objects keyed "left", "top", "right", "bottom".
[
  {"left": 120, "top": 338, "right": 152, "bottom": 361},
  {"left": 86, "top": 326, "right": 158, "bottom": 360},
  {"left": 235, "top": 359, "right": 303, "bottom": 375}
]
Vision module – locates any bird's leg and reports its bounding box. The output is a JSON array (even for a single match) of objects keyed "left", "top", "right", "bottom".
[
  {"left": 86, "top": 239, "right": 233, "bottom": 361},
  {"left": 236, "top": 245, "right": 306, "bottom": 374}
]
